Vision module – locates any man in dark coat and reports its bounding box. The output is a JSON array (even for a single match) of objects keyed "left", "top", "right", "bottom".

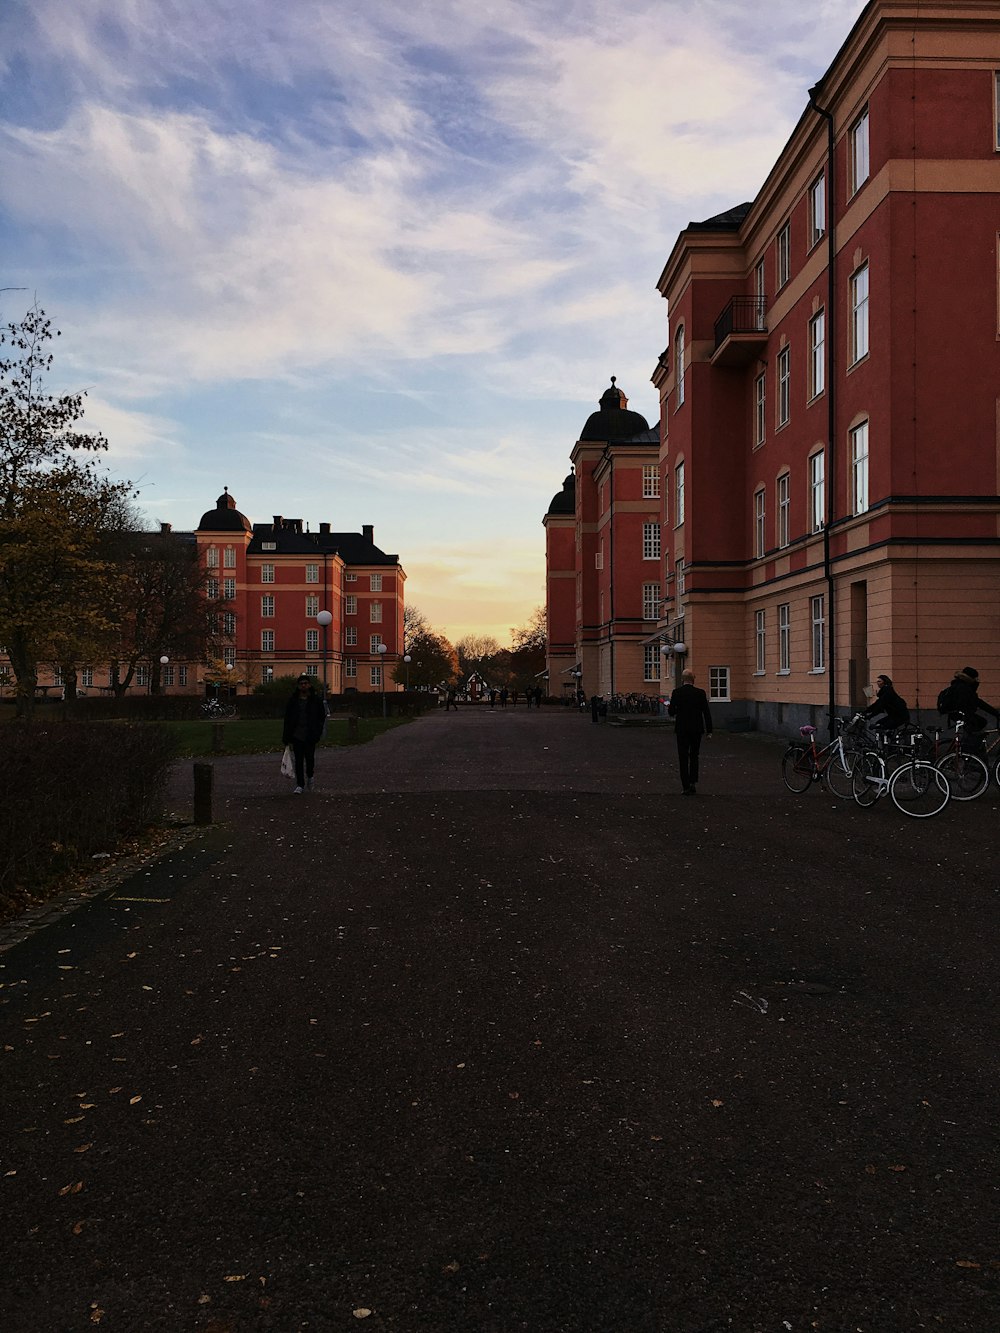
[
  {"left": 940, "top": 667, "right": 1000, "bottom": 739},
  {"left": 282, "top": 674, "right": 327, "bottom": 793},
  {"left": 863, "top": 674, "right": 910, "bottom": 731},
  {"left": 667, "top": 667, "right": 713, "bottom": 796}
]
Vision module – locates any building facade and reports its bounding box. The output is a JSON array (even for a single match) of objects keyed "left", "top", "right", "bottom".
[{"left": 547, "top": 0, "right": 1000, "bottom": 727}]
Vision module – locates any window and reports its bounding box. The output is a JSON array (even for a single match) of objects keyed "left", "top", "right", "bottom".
[
  {"left": 81, "top": 667, "right": 94, "bottom": 687},
  {"left": 261, "top": 595, "right": 274, "bottom": 617},
  {"left": 675, "top": 326, "right": 686, "bottom": 407},
  {"left": 642, "top": 464, "right": 660, "bottom": 499},
  {"left": 370, "top": 634, "right": 383, "bottom": 653},
  {"left": 223, "top": 578, "right": 236, "bottom": 600},
  {"left": 223, "top": 611, "right": 236, "bottom": 635},
  {"left": 261, "top": 665, "right": 274, "bottom": 684},
  {"left": 306, "top": 629, "right": 319, "bottom": 651},
  {"left": 754, "top": 258, "right": 766, "bottom": 329},
  {"left": 370, "top": 666, "right": 382, "bottom": 688},
  {"left": 135, "top": 665, "right": 148, "bottom": 687},
  {"left": 808, "top": 172, "right": 826, "bottom": 248},
  {"left": 777, "top": 473, "right": 790, "bottom": 548},
  {"left": 346, "top": 572, "right": 357, "bottom": 582},
  {"left": 595, "top": 547, "right": 604, "bottom": 571},
  {"left": 996, "top": 72, "right": 1000, "bottom": 150},
  {"left": 642, "top": 583, "right": 660, "bottom": 621},
  {"left": 778, "top": 603, "right": 791, "bottom": 672},
  {"left": 305, "top": 665, "right": 319, "bottom": 677},
  {"left": 206, "top": 546, "right": 219, "bottom": 568},
  {"left": 850, "top": 263, "right": 869, "bottom": 364},
  {"left": 755, "top": 610, "right": 766, "bottom": 674},
  {"left": 370, "top": 574, "right": 382, "bottom": 591},
  {"left": 809, "top": 451, "right": 826, "bottom": 533},
  {"left": 811, "top": 595, "right": 826, "bottom": 671},
  {"left": 754, "top": 372, "right": 766, "bottom": 446},
  {"left": 776, "top": 346, "right": 790, "bottom": 428},
  {"left": 207, "top": 577, "right": 219, "bottom": 600},
  {"left": 708, "top": 667, "right": 731, "bottom": 701},
  {"left": 675, "top": 559, "right": 686, "bottom": 597},
  {"left": 809, "top": 309, "right": 825, "bottom": 398},
  {"left": 345, "top": 595, "right": 357, "bottom": 615},
  {"left": 305, "top": 563, "right": 319, "bottom": 584},
  {"left": 224, "top": 547, "right": 236, "bottom": 569},
  {"left": 851, "top": 420, "right": 869, "bottom": 514},
  {"left": 346, "top": 626, "right": 357, "bottom": 646},
  {"left": 675, "top": 462, "right": 685, "bottom": 525},
  {"left": 162, "top": 666, "right": 174, "bottom": 687},
  {"left": 370, "top": 602, "right": 382, "bottom": 623},
  {"left": 754, "top": 489, "right": 766, "bottom": 558},
  {"left": 223, "top": 647, "right": 236, "bottom": 667},
  {"left": 643, "top": 644, "right": 661, "bottom": 683},
  {"left": 777, "top": 221, "right": 791, "bottom": 289},
  {"left": 850, "top": 106, "right": 870, "bottom": 195},
  {"left": 345, "top": 658, "right": 357, "bottom": 679},
  {"left": 261, "top": 564, "right": 274, "bottom": 584},
  {"left": 305, "top": 595, "right": 319, "bottom": 618},
  {"left": 261, "top": 630, "right": 274, "bottom": 652},
  {"left": 179, "top": 666, "right": 188, "bottom": 687},
  {"left": 643, "top": 522, "right": 661, "bottom": 560},
  {"left": 261, "top": 541, "right": 277, "bottom": 551}
]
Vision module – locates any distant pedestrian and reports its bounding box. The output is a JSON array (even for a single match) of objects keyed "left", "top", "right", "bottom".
[
  {"left": 667, "top": 668, "right": 713, "bottom": 796},
  {"left": 512, "top": 689, "right": 519, "bottom": 707},
  {"left": 500, "top": 687, "right": 509, "bottom": 709},
  {"left": 534, "top": 686, "right": 543, "bottom": 708},
  {"left": 445, "top": 686, "right": 458, "bottom": 712},
  {"left": 489, "top": 688, "right": 496, "bottom": 709},
  {"left": 282, "top": 674, "right": 326, "bottom": 794}
]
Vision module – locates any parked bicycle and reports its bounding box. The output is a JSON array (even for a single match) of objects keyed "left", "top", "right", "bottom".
[
  {"left": 780, "top": 713, "right": 871, "bottom": 798},
  {"left": 851, "top": 729, "right": 950, "bottom": 818},
  {"left": 922, "top": 717, "right": 989, "bottom": 800},
  {"left": 200, "top": 698, "right": 238, "bottom": 719}
]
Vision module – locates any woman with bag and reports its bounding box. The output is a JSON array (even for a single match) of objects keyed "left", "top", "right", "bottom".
[{"left": 282, "top": 674, "right": 327, "bottom": 794}]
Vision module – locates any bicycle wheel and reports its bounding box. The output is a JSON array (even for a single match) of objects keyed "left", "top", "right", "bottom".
[
  {"left": 823, "top": 745, "right": 858, "bottom": 799},
  {"left": 781, "top": 744, "right": 815, "bottom": 793},
  {"left": 890, "top": 761, "right": 950, "bottom": 818},
  {"left": 937, "top": 751, "right": 989, "bottom": 801},
  {"left": 994, "top": 755, "right": 1000, "bottom": 791},
  {"left": 852, "top": 751, "right": 884, "bottom": 808}
]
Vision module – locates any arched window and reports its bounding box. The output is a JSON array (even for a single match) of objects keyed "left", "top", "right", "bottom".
[{"left": 675, "top": 326, "right": 686, "bottom": 407}]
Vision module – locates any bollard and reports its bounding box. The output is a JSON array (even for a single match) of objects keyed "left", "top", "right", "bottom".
[
  {"left": 212, "top": 722, "right": 225, "bottom": 754},
  {"left": 347, "top": 714, "right": 359, "bottom": 743},
  {"left": 193, "top": 762, "right": 214, "bottom": 826}
]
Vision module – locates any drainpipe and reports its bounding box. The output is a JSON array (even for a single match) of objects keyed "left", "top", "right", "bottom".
[
  {"left": 608, "top": 453, "right": 615, "bottom": 696},
  {"left": 810, "top": 84, "right": 838, "bottom": 740}
]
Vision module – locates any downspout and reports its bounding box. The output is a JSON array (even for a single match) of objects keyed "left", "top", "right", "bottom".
[
  {"left": 810, "top": 84, "right": 838, "bottom": 740},
  {"left": 608, "top": 453, "right": 615, "bottom": 696}
]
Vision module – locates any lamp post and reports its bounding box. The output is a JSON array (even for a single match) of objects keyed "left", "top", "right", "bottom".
[
  {"left": 226, "top": 661, "right": 234, "bottom": 697},
  {"left": 403, "top": 653, "right": 412, "bottom": 691},
  {"left": 316, "top": 609, "right": 333, "bottom": 698},
  {"left": 159, "top": 655, "right": 169, "bottom": 696},
  {"left": 376, "top": 642, "right": 388, "bottom": 718}
]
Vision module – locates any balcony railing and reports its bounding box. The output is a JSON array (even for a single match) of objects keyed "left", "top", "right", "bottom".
[{"left": 714, "top": 296, "right": 767, "bottom": 349}]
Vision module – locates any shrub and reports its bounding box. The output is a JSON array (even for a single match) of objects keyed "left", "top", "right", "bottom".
[{"left": 0, "top": 721, "right": 175, "bottom": 918}]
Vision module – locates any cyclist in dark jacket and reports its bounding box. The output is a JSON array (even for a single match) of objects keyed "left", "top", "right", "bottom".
[
  {"left": 863, "top": 674, "right": 910, "bottom": 731},
  {"left": 940, "top": 667, "right": 1000, "bottom": 736}
]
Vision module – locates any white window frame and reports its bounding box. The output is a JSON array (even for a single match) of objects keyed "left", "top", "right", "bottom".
[
  {"left": 261, "top": 630, "right": 274, "bottom": 652},
  {"left": 642, "top": 582, "right": 660, "bottom": 621},
  {"left": 261, "top": 665, "right": 274, "bottom": 684},
  {"left": 370, "top": 634, "right": 383, "bottom": 653},
  {"left": 161, "top": 665, "right": 174, "bottom": 687},
  {"left": 995, "top": 72, "right": 1000, "bottom": 151},
  {"left": 642, "top": 464, "right": 660, "bottom": 499},
  {"left": 81, "top": 667, "right": 94, "bottom": 687},
  {"left": 809, "top": 451, "right": 826, "bottom": 533},
  {"left": 676, "top": 558, "right": 686, "bottom": 597},
  {"left": 305, "top": 563, "right": 319, "bottom": 584},
  {"left": 345, "top": 595, "right": 357, "bottom": 615},
  {"left": 675, "top": 461, "right": 685, "bottom": 526},
  {"left": 675, "top": 326, "right": 686, "bottom": 407},
  {"left": 754, "top": 372, "right": 766, "bottom": 446},
  {"left": 754, "top": 610, "right": 766, "bottom": 675},
  {"left": 850, "top": 106, "right": 870, "bottom": 196},
  {"left": 206, "top": 547, "right": 219, "bottom": 568},
  {"left": 370, "top": 601, "right": 382, "bottom": 623},
  {"left": 809, "top": 309, "right": 825, "bottom": 399},
  {"left": 345, "top": 658, "right": 357, "bottom": 678},
  {"left": 370, "top": 666, "right": 382, "bottom": 688},
  {"left": 223, "top": 577, "right": 236, "bottom": 600},
  {"left": 135, "top": 664, "right": 148, "bottom": 687},
  {"left": 223, "top": 611, "right": 236, "bottom": 636},
  {"left": 346, "top": 571, "right": 357, "bottom": 582},
  {"left": 179, "top": 666, "right": 189, "bottom": 686},
  {"left": 754, "top": 489, "right": 766, "bottom": 559},
  {"left": 305, "top": 665, "right": 319, "bottom": 678},
  {"left": 223, "top": 647, "right": 236, "bottom": 667},
  {"left": 643, "top": 643, "right": 661, "bottom": 683},
  {"left": 370, "top": 573, "right": 382, "bottom": 591},
  {"left": 810, "top": 595, "right": 826, "bottom": 672},
  {"left": 305, "top": 594, "right": 319, "bottom": 618},
  {"left": 306, "top": 629, "right": 319, "bottom": 652},
  {"left": 851, "top": 420, "right": 870, "bottom": 515},
  {"left": 207, "top": 577, "right": 219, "bottom": 600},
  {"left": 776, "top": 346, "right": 790, "bottom": 428},
  {"left": 754, "top": 258, "right": 766, "bottom": 329},
  {"left": 708, "top": 667, "right": 731, "bottom": 702},
  {"left": 223, "top": 547, "right": 236, "bottom": 569},
  {"left": 850, "top": 262, "right": 869, "bottom": 365},
  {"left": 777, "top": 472, "right": 790, "bottom": 549},
  {"left": 778, "top": 603, "right": 791, "bottom": 673},
  {"left": 777, "top": 221, "right": 791, "bottom": 289},
  {"left": 346, "top": 625, "right": 357, "bottom": 646},
  {"left": 808, "top": 171, "right": 826, "bottom": 248},
  {"left": 261, "top": 595, "right": 274, "bottom": 618},
  {"left": 261, "top": 564, "right": 274, "bottom": 584},
  {"left": 642, "top": 522, "right": 661, "bottom": 560}
]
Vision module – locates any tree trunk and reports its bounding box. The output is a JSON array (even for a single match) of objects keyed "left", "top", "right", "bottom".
[
  {"left": 7, "top": 633, "right": 37, "bottom": 720},
  {"left": 61, "top": 664, "right": 78, "bottom": 702}
]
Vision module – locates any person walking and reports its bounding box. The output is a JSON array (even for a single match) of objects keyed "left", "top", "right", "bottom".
[
  {"left": 863, "top": 674, "right": 910, "bottom": 732},
  {"left": 667, "top": 667, "right": 713, "bottom": 796},
  {"left": 282, "top": 674, "right": 327, "bottom": 794},
  {"left": 445, "top": 685, "right": 458, "bottom": 712}
]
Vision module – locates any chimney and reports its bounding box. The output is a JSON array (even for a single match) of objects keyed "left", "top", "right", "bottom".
[
  {"left": 362, "top": 524, "right": 374, "bottom": 543},
  {"left": 319, "top": 522, "right": 331, "bottom": 534},
  {"left": 273, "top": 516, "right": 283, "bottom": 529},
  {"left": 160, "top": 522, "right": 172, "bottom": 533}
]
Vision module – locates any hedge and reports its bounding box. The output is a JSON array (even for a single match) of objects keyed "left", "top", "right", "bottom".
[
  {"left": 63, "top": 690, "right": 438, "bottom": 722},
  {"left": 0, "top": 721, "right": 175, "bottom": 916}
]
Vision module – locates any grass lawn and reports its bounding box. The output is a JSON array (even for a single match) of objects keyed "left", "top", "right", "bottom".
[{"left": 162, "top": 715, "right": 411, "bottom": 757}]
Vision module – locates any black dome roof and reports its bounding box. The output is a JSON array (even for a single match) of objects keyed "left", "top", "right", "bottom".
[
  {"left": 547, "top": 473, "right": 575, "bottom": 516},
  {"left": 580, "top": 378, "right": 650, "bottom": 441},
  {"left": 197, "top": 488, "right": 252, "bottom": 534}
]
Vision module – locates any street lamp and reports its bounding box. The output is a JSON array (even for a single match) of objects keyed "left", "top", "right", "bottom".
[
  {"left": 376, "top": 642, "right": 388, "bottom": 718},
  {"left": 226, "top": 661, "right": 234, "bottom": 697},
  {"left": 403, "top": 653, "right": 412, "bottom": 691},
  {"left": 159, "top": 655, "right": 169, "bottom": 696},
  {"left": 316, "top": 609, "right": 333, "bottom": 697}
]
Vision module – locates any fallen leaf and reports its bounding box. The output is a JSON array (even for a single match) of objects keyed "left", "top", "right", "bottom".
[
  {"left": 888, "top": 1164, "right": 907, "bottom": 1172},
  {"left": 864, "top": 1165, "right": 877, "bottom": 1175},
  {"left": 711, "top": 1099, "right": 724, "bottom": 1108},
  {"left": 72, "top": 1221, "right": 85, "bottom": 1235},
  {"left": 65, "top": 1116, "right": 85, "bottom": 1125},
  {"left": 197, "top": 1295, "right": 211, "bottom": 1305},
  {"left": 956, "top": 1260, "right": 981, "bottom": 1269},
  {"left": 442, "top": 1261, "right": 460, "bottom": 1274},
  {"left": 90, "top": 1306, "right": 104, "bottom": 1324},
  {"left": 58, "top": 1181, "right": 84, "bottom": 1196},
  {"left": 74, "top": 1143, "right": 94, "bottom": 1154},
  {"left": 353, "top": 1311, "right": 372, "bottom": 1320},
  {"left": 191, "top": 1037, "right": 203, "bottom": 1046},
  {"left": 129, "top": 1096, "right": 142, "bottom": 1105},
  {"left": 108, "top": 1088, "right": 122, "bottom": 1095},
  {"left": 223, "top": 1274, "right": 246, "bottom": 1282}
]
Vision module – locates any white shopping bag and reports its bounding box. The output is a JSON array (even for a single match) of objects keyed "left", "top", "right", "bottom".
[{"left": 280, "top": 745, "right": 295, "bottom": 779}]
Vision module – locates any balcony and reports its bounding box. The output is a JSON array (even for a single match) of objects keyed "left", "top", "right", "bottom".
[{"left": 711, "top": 296, "right": 768, "bottom": 367}]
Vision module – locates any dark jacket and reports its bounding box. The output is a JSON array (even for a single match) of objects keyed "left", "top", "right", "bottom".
[
  {"left": 943, "top": 673, "right": 999, "bottom": 730},
  {"left": 282, "top": 688, "right": 327, "bottom": 746},
  {"left": 863, "top": 682, "right": 909, "bottom": 729},
  {"left": 668, "top": 683, "right": 713, "bottom": 737}
]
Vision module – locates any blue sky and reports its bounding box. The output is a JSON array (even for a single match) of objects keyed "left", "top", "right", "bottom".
[{"left": 0, "top": 0, "right": 866, "bottom": 644}]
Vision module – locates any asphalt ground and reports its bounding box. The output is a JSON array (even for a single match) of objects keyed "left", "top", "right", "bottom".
[{"left": 1, "top": 707, "right": 998, "bottom": 1332}]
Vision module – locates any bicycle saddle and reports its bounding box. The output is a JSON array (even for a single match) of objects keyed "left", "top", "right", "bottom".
[{"left": 799, "top": 725, "right": 816, "bottom": 736}]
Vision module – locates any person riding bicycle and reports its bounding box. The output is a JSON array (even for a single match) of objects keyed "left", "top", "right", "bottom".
[
  {"left": 862, "top": 674, "right": 910, "bottom": 733},
  {"left": 937, "top": 667, "right": 999, "bottom": 751}
]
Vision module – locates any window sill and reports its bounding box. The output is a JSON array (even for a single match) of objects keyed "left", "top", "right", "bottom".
[
  {"left": 808, "top": 668, "right": 827, "bottom": 676},
  {"left": 776, "top": 669, "right": 791, "bottom": 676},
  {"left": 752, "top": 671, "right": 766, "bottom": 678}
]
